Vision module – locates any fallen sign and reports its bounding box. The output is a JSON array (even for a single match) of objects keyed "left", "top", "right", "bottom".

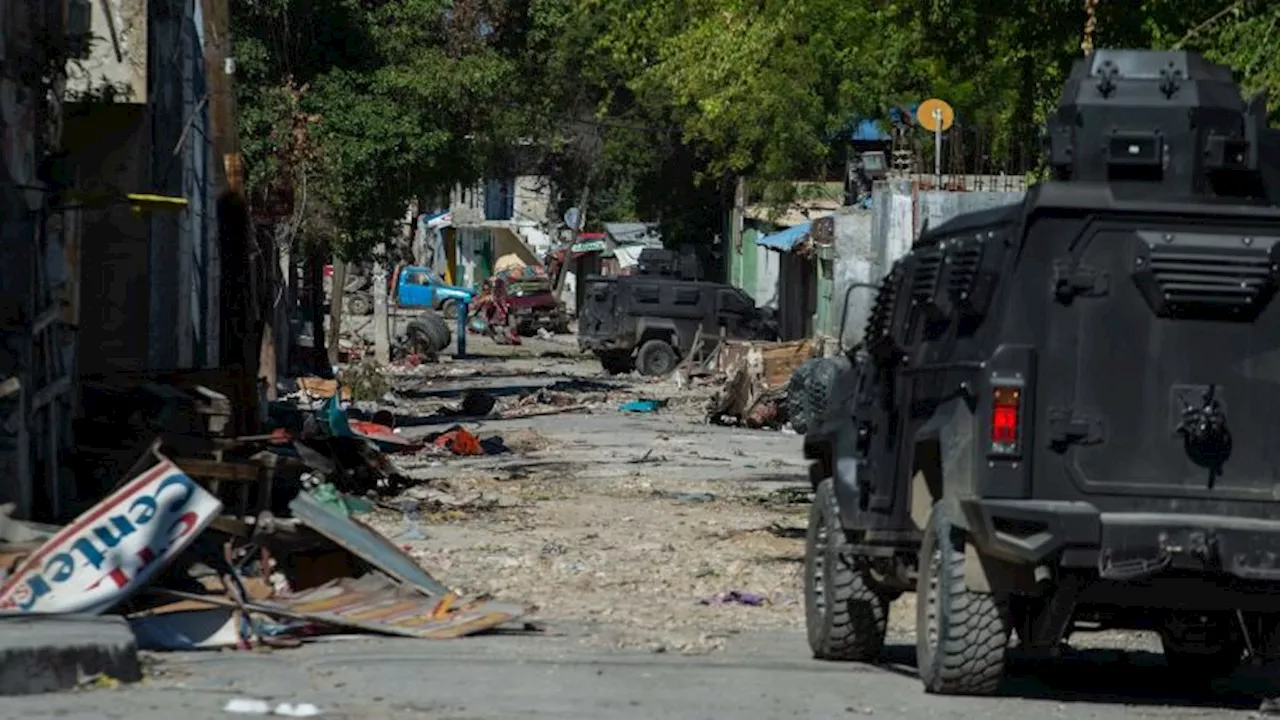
[
  {"left": 164, "top": 574, "right": 528, "bottom": 639},
  {"left": 0, "top": 457, "right": 222, "bottom": 614},
  {"left": 289, "top": 490, "right": 452, "bottom": 596}
]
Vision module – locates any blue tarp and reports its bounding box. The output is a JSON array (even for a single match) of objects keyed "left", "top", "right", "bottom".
[
  {"left": 850, "top": 118, "right": 891, "bottom": 142},
  {"left": 756, "top": 222, "right": 813, "bottom": 252}
]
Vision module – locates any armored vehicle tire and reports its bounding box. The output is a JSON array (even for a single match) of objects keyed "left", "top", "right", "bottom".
[
  {"left": 637, "top": 339, "right": 679, "bottom": 376},
  {"left": 916, "top": 503, "right": 1010, "bottom": 696},
  {"left": 441, "top": 299, "right": 460, "bottom": 320},
  {"left": 789, "top": 356, "right": 852, "bottom": 434},
  {"left": 347, "top": 293, "right": 372, "bottom": 316},
  {"left": 804, "top": 478, "right": 890, "bottom": 662},
  {"left": 1159, "top": 614, "right": 1244, "bottom": 681},
  {"left": 598, "top": 351, "right": 634, "bottom": 375}
]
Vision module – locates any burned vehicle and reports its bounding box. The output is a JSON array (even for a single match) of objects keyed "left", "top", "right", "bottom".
[
  {"left": 578, "top": 250, "right": 777, "bottom": 376},
  {"left": 802, "top": 49, "right": 1280, "bottom": 696}
]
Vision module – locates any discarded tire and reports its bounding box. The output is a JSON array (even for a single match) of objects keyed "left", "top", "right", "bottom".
[
  {"left": 405, "top": 312, "right": 452, "bottom": 355},
  {"left": 805, "top": 478, "right": 890, "bottom": 662},
  {"left": 789, "top": 356, "right": 852, "bottom": 434},
  {"left": 347, "top": 293, "right": 372, "bottom": 316},
  {"left": 916, "top": 503, "right": 1010, "bottom": 695},
  {"left": 636, "top": 339, "right": 679, "bottom": 376}
]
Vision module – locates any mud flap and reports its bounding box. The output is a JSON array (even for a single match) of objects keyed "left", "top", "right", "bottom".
[
  {"left": 832, "top": 417, "right": 864, "bottom": 530},
  {"left": 909, "top": 399, "right": 976, "bottom": 533}
]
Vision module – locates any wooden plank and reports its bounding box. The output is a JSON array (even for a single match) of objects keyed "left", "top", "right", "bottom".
[{"left": 174, "top": 457, "right": 262, "bottom": 483}]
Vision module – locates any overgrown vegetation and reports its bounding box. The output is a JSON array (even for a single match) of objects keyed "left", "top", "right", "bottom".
[{"left": 231, "top": 0, "right": 1280, "bottom": 259}]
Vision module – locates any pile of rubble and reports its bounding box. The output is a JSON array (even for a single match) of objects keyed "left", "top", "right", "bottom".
[
  {"left": 0, "top": 373, "right": 535, "bottom": 659},
  {"left": 699, "top": 339, "right": 825, "bottom": 430}
]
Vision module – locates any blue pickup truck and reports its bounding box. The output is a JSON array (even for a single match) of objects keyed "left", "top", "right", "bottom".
[
  {"left": 339, "top": 264, "right": 475, "bottom": 317},
  {"left": 391, "top": 265, "right": 475, "bottom": 318}
]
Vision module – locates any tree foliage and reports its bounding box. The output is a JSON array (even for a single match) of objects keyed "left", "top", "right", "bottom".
[{"left": 232, "top": 0, "right": 1280, "bottom": 258}]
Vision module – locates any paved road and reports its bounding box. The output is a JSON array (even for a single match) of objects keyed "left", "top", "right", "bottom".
[{"left": 4, "top": 627, "right": 1271, "bottom": 720}]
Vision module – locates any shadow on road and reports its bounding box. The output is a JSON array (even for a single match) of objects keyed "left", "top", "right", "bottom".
[{"left": 877, "top": 643, "right": 1265, "bottom": 710}]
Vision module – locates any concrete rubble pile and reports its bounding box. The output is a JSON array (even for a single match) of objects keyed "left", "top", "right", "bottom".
[
  {"left": 0, "top": 371, "right": 535, "bottom": 691},
  {"left": 703, "top": 339, "right": 821, "bottom": 430}
]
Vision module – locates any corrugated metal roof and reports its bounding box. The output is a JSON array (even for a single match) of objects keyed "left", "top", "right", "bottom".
[{"left": 756, "top": 222, "right": 813, "bottom": 252}]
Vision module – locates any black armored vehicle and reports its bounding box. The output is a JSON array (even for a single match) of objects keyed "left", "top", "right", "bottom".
[
  {"left": 578, "top": 249, "right": 777, "bottom": 376},
  {"left": 801, "top": 50, "right": 1280, "bottom": 695}
]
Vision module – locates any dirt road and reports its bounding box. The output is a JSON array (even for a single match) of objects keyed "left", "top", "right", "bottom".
[{"left": 34, "top": 337, "right": 1266, "bottom": 719}]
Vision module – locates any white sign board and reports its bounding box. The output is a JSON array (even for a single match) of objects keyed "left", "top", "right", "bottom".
[{"left": 0, "top": 460, "right": 222, "bottom": 615}]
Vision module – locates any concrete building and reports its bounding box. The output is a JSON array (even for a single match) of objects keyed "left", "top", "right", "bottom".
[
  {"left": 727, "top": 176, "right": 1027, "bottom": 347},
  {"left": 446, "top": 176, "right": 555, "bottom": 287},
  {"left": 64, "top": 0, "right": 221, "bottom": 375},
  {"left": 1, "top": 0, "right": 237, "bottom": 522},
  {"left": 0, "top": 0, "right": 80, "bottom": 521}
]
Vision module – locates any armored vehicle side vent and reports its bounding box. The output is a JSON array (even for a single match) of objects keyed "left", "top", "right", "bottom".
[
  {"left": 911, "top": 248, "right": 947, "bottom": 327},
  {"left": 864, "top": 261, "right": 906, "bottom": 360},
  {"left": 946, "top": 238, "right": 986, "bottom": 317},
  {"left": 1132, "top": 231, "right": 1280, "bottom": 319}
]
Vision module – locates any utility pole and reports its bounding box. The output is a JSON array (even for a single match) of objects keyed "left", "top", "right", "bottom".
[
  {"left": 373, "top": 245, "right": 391, "bottom": 364},
  {"left": 328, "top": 259, "right": 346, "bottom": 368}
]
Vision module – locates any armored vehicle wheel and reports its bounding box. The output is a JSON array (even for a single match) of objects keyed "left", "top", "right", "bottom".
[
  {"left": 347, "top": 293, "right": 372, "bottom": 316},
  {"left": 1159, "top": 613, "right": 1243, "bottom": 681},
  {"left": 916, "top": 503, "right": 1010, "bottom": 696},
  {"left": 804, "top": 478, "right": 889, "bottom": 662},
  {"left": 789, "top": 356, "right": 852, "bottom": 434},
  {"left": 636, "top": 339, "right": 679, "bottom": 376},
  {"left": 597, "top": 351, "right": 634, "bottom": 375}
]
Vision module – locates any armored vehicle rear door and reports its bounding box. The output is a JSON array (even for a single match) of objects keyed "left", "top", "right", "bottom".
[
  {"left": 1035, "top": 211, "right": 1280, "bottom": 508},
  {"left": 579, "top": 277, "right": 619, "bottom": 339}
]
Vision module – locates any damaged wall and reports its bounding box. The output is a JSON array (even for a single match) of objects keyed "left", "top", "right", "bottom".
[
  {"left": 0, "top": 0, "right": 78, "bottom": 520},
  {"left": 64, "top": 104, "right": 151, "bottom": 374},
  {"left": 65, "top": 0, "right": 220, "bottom": 374},
  {"left": 834, "top": 179, "right": 1025, "bottom": 349}
]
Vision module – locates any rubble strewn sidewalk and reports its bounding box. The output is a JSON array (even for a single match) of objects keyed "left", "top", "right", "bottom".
[{"left": 0, "top": 330, "right": 832, "bottom": 697}]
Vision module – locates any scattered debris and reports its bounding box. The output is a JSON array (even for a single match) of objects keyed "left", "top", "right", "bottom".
[
  {"left": 619, "top": 398, "right": 666, "bottom": 413},
  {"left": 700, "top": 590, "right": 770, "bottom": 607},
  {"left": 707, "top": 340, "right": 817, "bottom": 429},
  {"left": 664, "top": 491, "right": 716, "bottom": 504},
  {"left": 224, "top": 698, "right": 319, "bottom": 717}
]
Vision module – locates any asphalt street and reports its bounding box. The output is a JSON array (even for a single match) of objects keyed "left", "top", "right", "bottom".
[{"left": 4, "top": 627, "right": 1273, "bottom": 720}]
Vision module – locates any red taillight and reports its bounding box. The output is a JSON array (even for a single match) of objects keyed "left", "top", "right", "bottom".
[{"left": 990, "top": 386, "right": 1022, "bottom": 455}]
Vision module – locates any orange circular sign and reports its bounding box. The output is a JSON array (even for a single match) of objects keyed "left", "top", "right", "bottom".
[{"left": 917, "top": 98, "right": 955, "bottom": 132}]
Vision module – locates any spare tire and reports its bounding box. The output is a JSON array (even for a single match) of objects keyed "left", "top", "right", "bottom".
[{"left": 789, "top": 356, "right": 853, "bottom": 434}]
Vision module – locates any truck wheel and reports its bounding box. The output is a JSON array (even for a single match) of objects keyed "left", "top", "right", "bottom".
[
  {"left": 636, "top": 339, "right": 679, "bottom": 376},
  {"left": 916, "top": 503, "right": 1010, "bottom": 695},
  {"left": 441, "top": 299, "right": 460, "bottom": 320},
  {"left": 1159, "top": 613, "right": 1243, "bottom": 681},
  {"left": 805, "top": 478, "right": 889, "bottom": 662},
  {"left": 598, "top": 352, "right": 634, "bottom": 375},
  {"left": 348, "top": 293, "right": 372, "bottom": 316}
]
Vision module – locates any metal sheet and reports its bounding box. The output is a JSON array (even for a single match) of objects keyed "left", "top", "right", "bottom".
[
  {"left": 289, "top": 490, "right": 451, "bottom": 596},
  {"left": 257, "top": 574, "right": 526, "bottom": 639}
]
